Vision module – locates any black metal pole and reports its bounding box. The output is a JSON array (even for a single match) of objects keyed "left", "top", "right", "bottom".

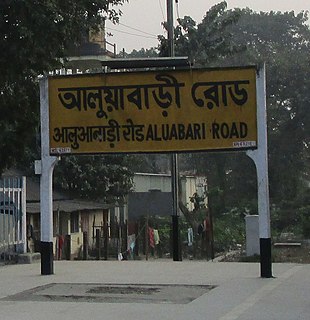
[
  {"left": 260, "top": 238, "right": 272, "bottom": 278},
  {"left": 41, "top": 242, "right": 54, "bottom": 275},
  {"left": 167, "top": 0, "right": 174, "bottom": 57},
  {"left": 96, "top": 229, "right": 100, "bottom": 260},
  {"left": 83, "top": 231, "right": 88, "bottom": 260},
  {"left": 167, "top": 0, "right": 181, "bottom": 261}
]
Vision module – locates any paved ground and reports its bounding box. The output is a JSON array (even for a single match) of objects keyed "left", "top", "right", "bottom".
[{"left": 0, "top": 260, "right": 309, "bottom": 320}]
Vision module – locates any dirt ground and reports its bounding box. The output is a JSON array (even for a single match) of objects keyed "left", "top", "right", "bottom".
[{"left": 218, "top": 243, "right": 310, "bottom": 264}]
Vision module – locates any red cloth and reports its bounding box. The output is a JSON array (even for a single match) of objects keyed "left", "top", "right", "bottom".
[
  {"left": 204, "top": 218, "right": 211, "bottom": 241},
  {"left": 204, "top": 218, "right": 211, "bottom": 232},
  {"left": 57, "top": 235, "right": 64, "bottom": 260},
  {"left": 149, "top": 227, "right": 155, "bottom": 248}
]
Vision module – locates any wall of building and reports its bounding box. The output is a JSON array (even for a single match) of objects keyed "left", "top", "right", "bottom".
[
  {"left": 180, "top": 176, "right": 196, "bottom": 211},
  {"left": 81, "top": 209, "right": 110, "bottom": 249},
  {"left": 133, "top": 173, "right": 171, "bottom": 192},
  {"left": 132, "top": 173, "right": 207, "bottom": 212},
  {"left": 70, "top": 232, "right": 83, "bottom": 257}
]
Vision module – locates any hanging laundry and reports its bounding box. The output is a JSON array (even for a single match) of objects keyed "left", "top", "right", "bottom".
[
  {"left": 153, "top": 229, "right": 160, "bottom": 245},
  {"left": 57, "top": 235, "right": 64, "bottom": 260},
  {"left": 149, "top": 227, "right": 155, "bottom": 248},
  {"left": 188, "top": 228, "right": 193, "bottom": 246},
  {"left": 127, "top": 234, "right": 136, "bottom": 252}
]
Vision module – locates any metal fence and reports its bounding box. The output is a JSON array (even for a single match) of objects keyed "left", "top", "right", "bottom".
[{"left": 0, "top": 177, "right": 26, "bottom": 256}]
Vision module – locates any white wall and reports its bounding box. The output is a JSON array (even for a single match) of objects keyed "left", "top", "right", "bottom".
[{"left": 133, "top": 173, "right": 171, "bottom": 192}]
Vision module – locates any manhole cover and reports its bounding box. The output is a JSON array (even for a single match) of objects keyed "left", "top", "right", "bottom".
[{"left": 2, "top": 283, "right": 216, "bottom": 304}]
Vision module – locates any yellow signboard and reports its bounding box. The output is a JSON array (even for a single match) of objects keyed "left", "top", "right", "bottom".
[{"left": 48, "top": 67, "right": 257, "bottom": 155}]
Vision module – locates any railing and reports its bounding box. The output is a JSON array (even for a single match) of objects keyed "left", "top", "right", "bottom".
[
  {"left": 0, "top": 177, "right": 26, "bottom": 257},
  {"left": 68, "top": 40, "right": 116, "bottom": 58}
]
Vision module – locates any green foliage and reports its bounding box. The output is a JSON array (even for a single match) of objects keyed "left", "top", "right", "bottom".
[
  {"left": 175, "top": 7, "right": 309, "bottom": 239},
  {"left": 0, "top": 0, "right": 127, "bottom": 174},
  {"left": 271, "top": 191, "right": 310, "bottom": 239},
  {"left": 158, "top": 1, "right": 243, "bottom": 64},
  {"left": 213, "top": 208, "right": 245, "bottom": 252},
  {"left": 225, "top": 9, "right": 310, "bottom": 205},
  {"left": 0, "top": 0, "right": 137, "bottom": 202},
  {"left": 128, "top": 153, "right": 170, "bottom": 174},
  {"left": 190, "top": 192, "right": 206, "bottom": 211},
  {"left": 148, "top": 209, "right": 247, "bottom": 258},
  {"left": 300, "top": 207, "right": 310, "bottom": 238},
  {"left": 54, "top": 154, "right": 134, "bottom": 201},
  {"left": 119, "top": 47, "right": 159, "bottom": 58},
  {"left": 180, "top": 152, "right": 257, "bottom": 216},
  {"left": 147, "top": 215, "right": 191, "bottom": 255}
]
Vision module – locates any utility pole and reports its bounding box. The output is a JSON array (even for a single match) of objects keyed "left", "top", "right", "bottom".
[
  {"left": 167, "top": 0, "right": 181, "bottom": 261},
  {"left": 167, "top": 0, "right": 175, "bottom": 57}
]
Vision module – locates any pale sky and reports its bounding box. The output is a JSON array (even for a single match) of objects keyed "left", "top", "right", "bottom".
[{"left": 105, "top": 0, "right": 309, "bottom": 53}]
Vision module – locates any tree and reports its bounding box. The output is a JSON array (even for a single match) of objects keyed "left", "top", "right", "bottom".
[
  {"left": 54, "top": 154, "right": 134, "bottom": 201},
  {"left": 158, "top": 1, "right": 243, "bottom": 64},
  {"left": 168, "top": 6, "right": 309, "bottom": 236},
  {"left": 0, "top": 0, "right": 127, "bottom": 174},
  {"left": 224, "top": 9, "right": 310, "bottom": 206},
  {"left": 158, "top": 2, "right": 252, "bottom": 215},
  {"left": 117, "top": 47, "right": 159, "bottom": 58}
]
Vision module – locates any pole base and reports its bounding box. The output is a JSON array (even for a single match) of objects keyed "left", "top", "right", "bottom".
[
  {"left": 41, "top": 241, "right": 54, "bottom": 275},
  {"left": 172, "top": 215, "right": 182, "bottom": 261},
  {"left": 260, "top": 238, "right": 272, "bottom": 278}
]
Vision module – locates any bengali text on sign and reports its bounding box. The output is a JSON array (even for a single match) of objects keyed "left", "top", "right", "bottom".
[{"left": 48, "top": 67, "right": 258, "bottom": 155}]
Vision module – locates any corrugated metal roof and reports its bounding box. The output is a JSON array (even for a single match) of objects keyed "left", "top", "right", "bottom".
[{"left": 27, "top": 199, "right": 112, "bottom": 214}]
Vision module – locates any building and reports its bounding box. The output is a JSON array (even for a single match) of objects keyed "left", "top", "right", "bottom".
[
  {"left": 0, "top": 169, "right": 121, "bottom": 260},
  {"left": 25, "top": 175, "right": 116, "bottom": 259},
  {"left": 62, "top": 24, "right": 116, "bottom": 73},
  {"left": 128, "top": 173, "right": 208, "bottom": 220}
]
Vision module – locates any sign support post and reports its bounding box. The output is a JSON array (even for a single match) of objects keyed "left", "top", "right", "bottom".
[
  {"left": 246, "top": 65, "right": 272, "bottom": 278},
  {"left": 167, "top": 0, "right": 182, "bottom": 262},
  {"left": 46, "top": 65, "right": 259, "bottom": 274},
  {"left": 39, "top": 78, "right": 58, "bottom": 275}
]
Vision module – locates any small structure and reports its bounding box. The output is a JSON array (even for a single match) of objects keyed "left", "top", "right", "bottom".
[
  {"left": 26, "top": 175, "right": 114, "bottom": 259},
  {"left": 245, "top": 215, "right": 260, "bottom": 256},
  {"left": 64, "top": 25, "right": 116, "bottom": 73},
  {"left": 131, "top": 173, "right": 207, "bottom": 216}
]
